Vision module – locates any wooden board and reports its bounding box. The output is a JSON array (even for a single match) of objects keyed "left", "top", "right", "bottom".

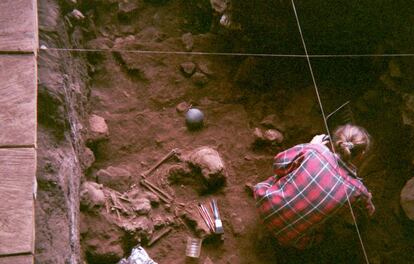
[
  {"left": 0, "top": 55, "right": 37, "bottom": 147},
  {"left": 0, "top": 0, "right": 37, "bottom": 52},
  {"left": 0, "top": 148, "right": 35, "bottom": 255},
  {"left": 0, "top": 255, "right": 33, "bottom": 264}
]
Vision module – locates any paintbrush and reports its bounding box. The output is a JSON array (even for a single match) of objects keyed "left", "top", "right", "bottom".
[{"left": 211, "top": 199, "right": 224, "bottom": 234}]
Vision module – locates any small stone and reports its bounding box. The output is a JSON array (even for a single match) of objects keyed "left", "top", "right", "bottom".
[
  {"left": 260, "top": 114, "right": 285, "bottom": 131},
  {"left": 180, "top": 62, "right": 196, "bottom": 77},
  {"left": 69, "top": 9, "right": 85, "bottom": 20},
  {"left": 401, "top": 176, "right": 414, "bottom": 220},
  {"left": 88, "top": 114, "right": 109, "bottom": 142},
  {"left": 253, "top": 127, "right": 264, "bottom": 141},
  {"left": 264, "top": 129, "right": 284, "bottom": 144},
  {"left": 191, "top": 72, "right": 209, "bottom": 86},
  {"left": 64, "top": 0, "right": 77, "bottom": 6},
  {"left": 80, "top": 182, "right": 105, "bottom": 210},
  {"left": 230, "top": 216, "right": 245, "bottom": 236},
  {"left": 82, "top": 147, "right": 96, "bottom": 170},
  {"left": 181, "top": 33, "right": 194, "bottom": 51},
  {"left": 176, "top": 102, "right": 191, "bottom": 113},
  {"left": 210, "top": 0, "right": 228, "bottom": 13},
  {"left": 96, "top": 166, "right": 132, "bottom": 192},
  {"left": 198, "top": 63, "right": 213, "bottom": 76},
  {"left": 118, "top": 0, "right": 140, "bottom": 14}
]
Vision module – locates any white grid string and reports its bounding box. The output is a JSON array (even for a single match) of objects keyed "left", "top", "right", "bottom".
[
  {"left": 39, "top": 46, "right": 414, "bottom": 58},
  {"left": 291, "top": 0, "right": 370, "bottom": 263}
]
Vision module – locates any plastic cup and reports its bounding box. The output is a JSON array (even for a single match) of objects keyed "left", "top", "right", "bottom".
[{"left": 185, "top": 237, "right": 202, "bottom": 258}]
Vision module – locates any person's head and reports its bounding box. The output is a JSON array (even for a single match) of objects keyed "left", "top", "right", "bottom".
[{"left": 332, "top": 124, "right": 371, "bottom": 164}]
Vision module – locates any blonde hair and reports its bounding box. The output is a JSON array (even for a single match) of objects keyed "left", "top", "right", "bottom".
[{"left": 332, "top": 124, "right": 371, "bottom": 162}]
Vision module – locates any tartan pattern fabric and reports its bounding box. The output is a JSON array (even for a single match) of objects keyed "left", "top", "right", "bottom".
[{"left": 254, "top": 143, "right": 373, "bottom": 249}]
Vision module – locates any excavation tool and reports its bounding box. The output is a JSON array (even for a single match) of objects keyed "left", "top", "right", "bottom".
[
  {"left": 197, "top": 203, "right": 215, "bottom": 232},
  {"left": 211, "top": 199, "right": 224, "bottom": 234}
]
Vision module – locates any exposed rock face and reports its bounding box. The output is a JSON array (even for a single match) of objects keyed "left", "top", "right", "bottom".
[
  {"left": 185, "top": 146, "right": 226, "bottom": 186},
  {"left": 401, "top": 177, "right": 414, "bottom": 220},
  {"left": 96, "top": 166, "right": 132, "bottom": 192},
  {"left": 36, "top": 0, "right": 90, "bottom": 263}
]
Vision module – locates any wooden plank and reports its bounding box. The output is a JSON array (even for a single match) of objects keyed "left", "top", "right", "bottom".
[
  {"left": 0, "top": 55, "right": 37, "bottom": 147},
  {"left": 0, "top": 148, "right": 35, "bottom": 255},
  {"left": 0, "top": 255, "right": 33, "bottom": 264},
  {"left": 0, "top": 0, "right": 37, "bottom": 52}
]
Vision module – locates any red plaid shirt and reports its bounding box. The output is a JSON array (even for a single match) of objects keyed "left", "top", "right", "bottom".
[{"left": 254, "top": 143, "right": 374, "bottom": 249}]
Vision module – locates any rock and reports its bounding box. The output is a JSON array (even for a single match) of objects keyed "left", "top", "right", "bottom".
[
  {"left": 64, "top": 0, "right": 77, "bottom": 6},
  {"left": 185, "top": 147, "right": 226, "bottom": 186},
  {"left": 96, "top": 166, "right": 132, "bottom": 192},
  {"left": 180, "top": 62, "right": 196, "bottom": 77},
  {"left": 253, "top": 127, "right": 264, "bottom": 141},
  {"left": 69, "top": 9, "right": 85, "bottom": 21},
  {"left": 80, "top": 181, "right": 106, "bottom": 210},
  {"left": 82, "top": 147, "right": 96, "bottom": 170},
  {"left": 260, "top": 114, "right": 285, "bottom": 131},
  {"left": 118, "top": 0, "right": 141, "bottom": 14},
  {"left": 230, "top": 215, "right": 245, "bottom": 236},
  {"left": 131, "top": 198, "right": 152, "bottom": 215},
  {"left": 198, "top": 63, "right": 213, "bottom": 76},
  {"left": 176, "top": 101, "right": 191, "bottom": 113},
  {"left": 401, "top": 177, "right": 414, "bottom": 220},
  {"left": 181, "top": 33, "right": 194, "bottom": 51},
  {"left": 88, "top": 114, "right": 109, "bottom": 142},
  {"left": 210, "top": 0, "right": 228, "bottom": 13},
  {"left": 263, "top": 129, "right": 284, "bottom": 144},
  {"left": 191, "top": 72, "right": 209, "bottom": 86}
]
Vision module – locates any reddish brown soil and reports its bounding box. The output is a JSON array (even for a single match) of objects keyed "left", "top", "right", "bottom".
[{"left": 79, "top": 1, "right": 414, "bottom": 264}]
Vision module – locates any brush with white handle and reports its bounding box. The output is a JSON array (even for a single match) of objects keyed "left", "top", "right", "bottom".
[{"left": 211, "top": 199, "right": 224, "bottom": 234}]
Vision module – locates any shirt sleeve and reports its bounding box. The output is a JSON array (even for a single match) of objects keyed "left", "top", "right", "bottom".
[
  {"left": 273, "top": 144, "right": 305, "bottom": 178},
  {"left": 350, "top": 179, "right": 375, "bottom": 215}
]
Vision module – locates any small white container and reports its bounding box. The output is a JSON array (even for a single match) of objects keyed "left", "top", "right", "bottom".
[{"left": 185, "top": 237, "right": 202, "bottom": 258}]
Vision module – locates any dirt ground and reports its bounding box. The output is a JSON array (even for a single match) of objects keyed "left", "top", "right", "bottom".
[{"left": 63, "top": 1, "right": 414, "bottom": 263}]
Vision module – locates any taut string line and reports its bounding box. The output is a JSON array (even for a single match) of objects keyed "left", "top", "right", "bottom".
[
  {"left": 291, "top": 0, "right": 370, "bottom": 263},
  {"left": 39, "top": 46, "right": 414, "bottom": 58}
]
